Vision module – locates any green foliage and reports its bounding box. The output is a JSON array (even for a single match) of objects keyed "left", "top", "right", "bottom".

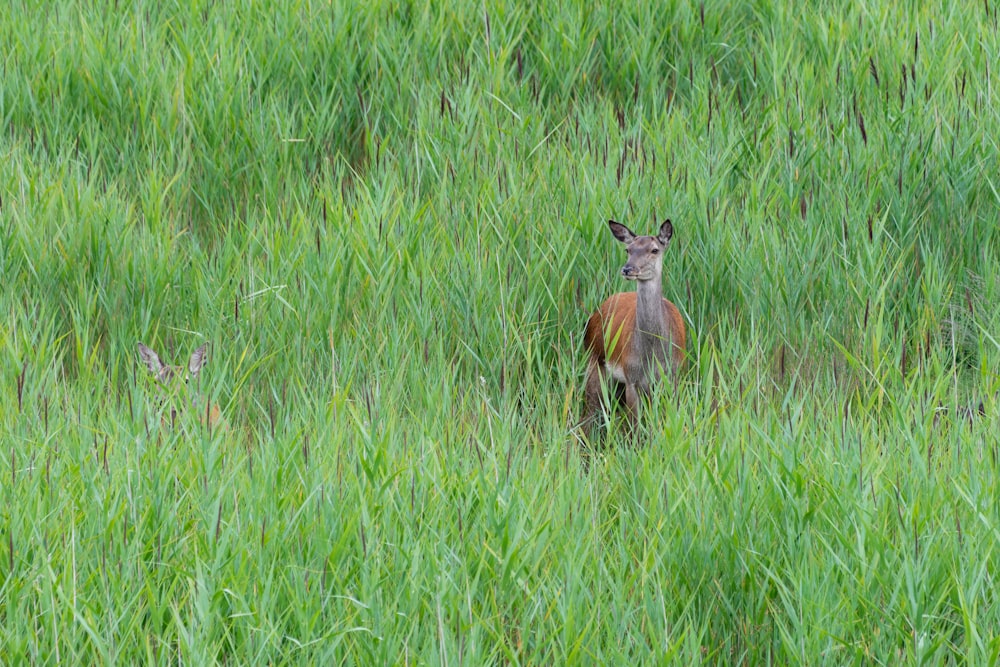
[{"left": 2, "top": 0, "right": 999, "bottom": 663}]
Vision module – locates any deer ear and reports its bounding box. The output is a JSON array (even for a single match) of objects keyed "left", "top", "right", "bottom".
[
  {"left": 608, "top": 220, "right": 636, "bottom": 244},
  {"left": 657, "top": 219, "right": 674, "bottom": 245},
  {"left": 188, "top": 343, "right": 209, "bottom": 377},
  {"left": 137, "top": 343, "right": 163, "bottom": 374}
]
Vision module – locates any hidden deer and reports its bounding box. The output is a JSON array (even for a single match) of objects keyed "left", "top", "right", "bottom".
[
  {"left": 137, "top": 341, "right": 225, "bottom": 431},
  {"left": 580, "top": 219, "right": 686, "bottom": 442}
]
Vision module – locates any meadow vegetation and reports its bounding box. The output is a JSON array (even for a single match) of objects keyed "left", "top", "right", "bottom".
[{"left": 2, "top": 0, "right": 999, "bottom": 663}]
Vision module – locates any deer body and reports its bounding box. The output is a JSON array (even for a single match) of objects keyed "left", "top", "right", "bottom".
[
  {"left": 137, "top": 342, "right": 225, "bottom": 431},
  {"left": 581, "top": 220, "right": 685, "bottom": 440}
]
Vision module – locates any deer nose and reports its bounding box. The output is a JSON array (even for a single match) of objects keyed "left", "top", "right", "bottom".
[{"left": 621, "top": 265, "right": 638, "bottom": 278}]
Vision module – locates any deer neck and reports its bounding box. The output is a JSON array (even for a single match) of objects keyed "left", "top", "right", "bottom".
[
  {"left": 634, "top": 276, "right": 666, "bottom": 338},
  {"left": 633, "top": 275, "right": 670, "bottom": 379}
]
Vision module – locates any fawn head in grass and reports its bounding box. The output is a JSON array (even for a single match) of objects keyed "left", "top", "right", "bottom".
[
  {"left": 137, "top": 342, "right": 225, "bottom": 430},
  {"left": 580, "top": 219, "right": 686, "bottom": 443}
]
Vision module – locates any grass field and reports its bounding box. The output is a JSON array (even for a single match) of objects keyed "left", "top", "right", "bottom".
[{"left": 2, "top": 0, "right": 1000, "bottom": 663}]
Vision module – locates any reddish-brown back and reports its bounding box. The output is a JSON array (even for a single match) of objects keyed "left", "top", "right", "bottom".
[{"left": 584, "top": 292, "right": 686, "bottom": 373}]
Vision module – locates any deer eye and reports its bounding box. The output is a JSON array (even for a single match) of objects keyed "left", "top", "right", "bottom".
[{"left": 651, "top": 248, "right": 659, "bottom": 254}]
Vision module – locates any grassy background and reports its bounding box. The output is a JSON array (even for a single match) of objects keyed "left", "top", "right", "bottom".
[{"left": 2, "top": 0, "right": 999, "bottom": 663}]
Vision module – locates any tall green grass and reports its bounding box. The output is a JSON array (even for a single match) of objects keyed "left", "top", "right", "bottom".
[{"left": 2, "top": 0, "right": 999, "bottom": 663}]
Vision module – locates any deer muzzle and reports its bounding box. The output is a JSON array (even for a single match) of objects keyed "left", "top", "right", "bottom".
[{"left": 621, "top": 264, "right": 640, "bottom": 279}]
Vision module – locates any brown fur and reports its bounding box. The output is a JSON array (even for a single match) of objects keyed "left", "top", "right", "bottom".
[
  {"left": 583, "top": 292, "right": 686, "bottom": 373},
  {"left": 580, "top": 220, "right": 686, "bottom": 443}
]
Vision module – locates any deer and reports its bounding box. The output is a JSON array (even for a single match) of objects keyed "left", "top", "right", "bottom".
[
  {"left": 137, "top": 341, "right": 225, "bottom": 431},
  {"left": 580, "top": 219, "right": 686, "bottom": 443}
]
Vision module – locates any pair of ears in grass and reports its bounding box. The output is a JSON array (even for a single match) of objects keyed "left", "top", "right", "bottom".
[{"left": 137, "top": 342, "right": 208, "bottom": 383}]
